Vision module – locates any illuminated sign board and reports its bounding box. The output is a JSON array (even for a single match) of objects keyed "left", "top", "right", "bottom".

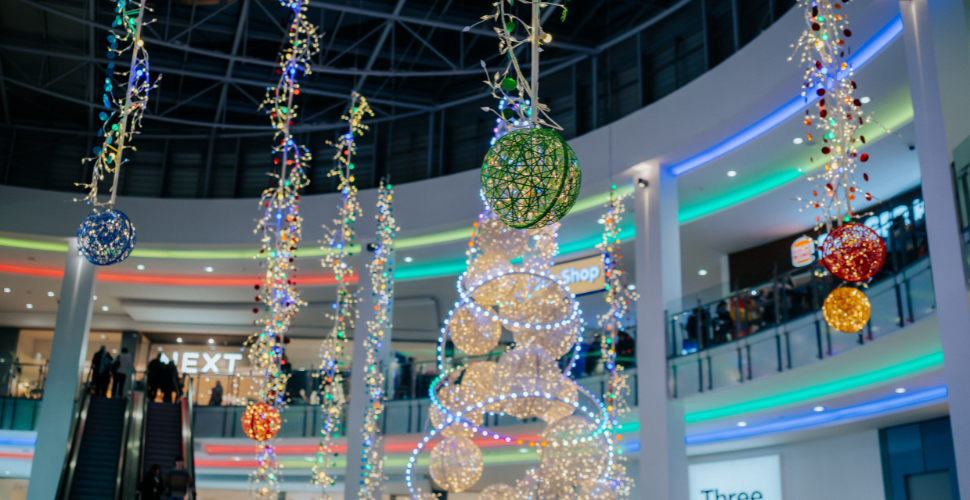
[
  {"left": 158, "top": 347, "right": 245, "bottom": 375},
  {"left": 551, "top": 254, "right": 605, "bottom": 295},
  {"left": 689, "top": 455, "right": 782, "bottom": 500},
  {"left": 791, "top": 235, "right": 816, "bottom": 267}
]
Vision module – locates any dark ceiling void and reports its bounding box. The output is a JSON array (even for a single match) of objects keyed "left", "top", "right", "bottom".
[{"left": 0, "top": 0, "right": 792, "bottom": 198}]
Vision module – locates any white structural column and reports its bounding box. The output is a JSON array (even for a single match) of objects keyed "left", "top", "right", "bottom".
[
  {"left": 633, "top": 166, "right": 689, "bottom": 500},
  {"left": 26, "top": 240, "right": 98, "bottom": 500},
  {"left": 901, "top": 0, "right": 970, "bottom": 492}
]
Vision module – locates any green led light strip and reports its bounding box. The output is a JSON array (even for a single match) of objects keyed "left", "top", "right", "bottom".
[{"left": 684, "top": 350, "right": 944, "bottom": 424}]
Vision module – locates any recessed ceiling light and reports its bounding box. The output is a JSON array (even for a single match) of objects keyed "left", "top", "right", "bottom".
[
  {"left": 93, "top": 295, "right": 98, "bottom": 300},
  {"left": 895, "top": 387, "right": 906, "bottom": 394},
  {"left": 177, "top": 337, "right": 183, "bottom": 343},
  {"left": 101, "top": 334, "right": 106, "bottom": 339},
  {"left": 698, "top": 269, "right": 708, "bottom": 276},
  {"left": 204, "top": 267, "right": 214, "bottom": 273},
  {"left": 751, "top": 290, "right": 758, "bottom": 296},
  {"left": 102, "top": 306, "right": 109, "bottom": 311},
  {"left": 519, "top": 448, "right": 529, "bottom": 453},
  {"left": 627, "top": 284, "right": 636, "bottom": 290},
  {"left": 232, "top": 456, "right": 241, "bottom": 462},
  {"left": 793, "top": 137, "right": 804, "bottom": 145},
  {"left": 112, "top": 349, "right": 117, "bottom": 354},
  {"left": 860, "top": 96, "right": 871, "bottom": 104},
  {"left": 727, "top": 170, "right": 737, "bottom": 177},
  {"left": 3, "top": 288, "right": 9, "bottom": 293},
  {"left": 404, "top": 257, "right": 413, "bottom": 263},
  {"left": 25, "top": 304, "right": 33, "bottom": 309},
  {"left": 597, "top": 218, "right": 606, "bottom": 224},
  {"left": 47, "top": 291, "right": 54, "bottom": 297},
  {"left": 137, "top": 264, "right": 145, "bottom": 270},
  {"left": 208, "top": 338, "right": 215, "bottom": 344},
  {"left": 737, "top": 421, "right": 748, "bottom": 427},
  {"left": 813, "top": 406, "right": 826, "bottom": 412}
]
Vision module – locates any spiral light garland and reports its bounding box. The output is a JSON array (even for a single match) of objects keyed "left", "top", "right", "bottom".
[
  {"left": 75, "top": 0, "right": 161, "bottom": 265},
  {"left": 594, "top": 185, "right": 636, "bottom": 497},
  {"left": 313, "top": 92, "right": 373, "bottom": 495},
  {"left": 355, "top": 181, "right": 398, "bottom": 499},
  {"left": 404, "top": 206, "right": 622, "bottom": 498},
  {"left": 790, "top": 0, "right": 873, "bottom": 229},
  {"left": 246, "top": 0, "right": 320, "bottom": 496}
]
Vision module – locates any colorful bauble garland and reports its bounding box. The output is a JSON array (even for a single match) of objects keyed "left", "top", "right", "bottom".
[
  {"left": 75, "top": 0, "right": 161, "bottom": 265},
  {"left": 246, "top": 0, "right": 320, "bottom": 496},
  {"left": 314, "top": 92, "right": 373, "bottom": 494},
  {"left": 405, "top": 209, "right": 624, "bottom": 498},
  {"left": 354, "top": 181, "right": 398, "bottom": 499},
  {"left": 476, "top": 0, "right": 582, "bottom": 229}
]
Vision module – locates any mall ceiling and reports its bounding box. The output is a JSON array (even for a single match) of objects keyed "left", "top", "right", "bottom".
[{"left": 0, "top": 0, "right": 792, "bottom": 198}]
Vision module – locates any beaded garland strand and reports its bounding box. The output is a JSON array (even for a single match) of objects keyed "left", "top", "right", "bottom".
[
  {"left": 356, "top": 181, "right": 398, "bottom": 499},
  {"left": 75, "top": 0, "right": 161, "bottom": 265},
  {"left": 790, "top": 0, "right": 874, "bottom": 229},
  {"left": 595, "top": 185, "right": 637, "bottom": 497},
  {"left": 313, "top": 92, "right": 373, "bottom": 496},
  {"left": 245, "top": 0, "right": 320, "bottom": 496}
]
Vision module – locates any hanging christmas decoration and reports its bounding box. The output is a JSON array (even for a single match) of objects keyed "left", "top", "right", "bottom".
[
  {"left": 77, "top": 210, "right": 137, "bottom": 266},
  {"left": 820, "top": 223, "right": 886, "bottom": 282},
  {"left": 477, "top": 0, "right": 582, "bottom": 229},
  {"left": 791, "top": 0, "right": 875, "bottom": 229},
  {"left": 404, "top": 204, "right": 628, "bottom": 499},
  {"left": 594, "top": 184, "right": 636, "bottom": 498},
  {"left": 314, "top": 92, "right": 373, "bottom": 495},
  {"left": 75, "top": 0, "right": 161, "bottom": 265},
  {"left": 354, "top": 181, "right": 398, "bottom": 500},
  {"left": 242, "top": 403, "right": 283, "bottom": 442},
  {"left": 823, "top": 286, "right": 871, "bottom": 333},
  {"left": 479, "top": 483, "right": 517, "bottom": 500},
  {"left": 246, "top": 0, "right": 320, "bottom": 496}
]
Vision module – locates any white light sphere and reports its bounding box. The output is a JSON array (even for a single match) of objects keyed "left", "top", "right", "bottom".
[
  {"left": 451, "top": 304, "right": 502, "bottom": 355},
  {"left": 539, "top": 416, "right": 609, "bottom": 495},
  {"left": 495, "top": 345, "right": 576, "bottom": 421},
  {"left": 429, "top": 436, "right": 484, "bottom": 492},
  {"left": 479, "top": 483, "right": 517, "bottom": 500}
]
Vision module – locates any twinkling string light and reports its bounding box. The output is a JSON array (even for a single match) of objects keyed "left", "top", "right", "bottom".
[
  {"left": 75, "top": 0, "right": 161, "bottom": 265},
  {"left": 314, "top": 92, "right": 373, "bottom": 495},
  {"left": 595, "top": 184, "right": 636, "bottom": 497},
  {"left": 790, "top": 0, "right": 874, "bottom": 230},
  {"left": 246, "top": 0, "right": 320, "bottom": 496},
  {"left": 356, "top": 181, "right": 398, "bottom": 499}
]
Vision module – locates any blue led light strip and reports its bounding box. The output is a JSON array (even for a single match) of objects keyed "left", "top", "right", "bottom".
[
  {"left": 667, "top": 14, "right": 904, "bottom": 177},
  {"left": 684, "top": 385, "right": 947, "bottom": 445}
]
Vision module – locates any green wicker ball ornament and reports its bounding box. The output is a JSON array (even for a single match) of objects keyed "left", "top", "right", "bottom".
[{"left": 481, "top": 128, "right": 582, "bottom": 229}]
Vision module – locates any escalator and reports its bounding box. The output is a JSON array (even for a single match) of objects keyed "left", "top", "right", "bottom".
[{"left": 57, "top": 376, "right": 196, "bottom": 500}]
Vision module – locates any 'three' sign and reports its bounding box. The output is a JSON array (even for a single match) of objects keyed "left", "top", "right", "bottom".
[
  {"left": 550, "top": 254, "right": 605, "bottom": 295},
  {"left": 688, "top": 455, "right": 783, "bottom": 500}
]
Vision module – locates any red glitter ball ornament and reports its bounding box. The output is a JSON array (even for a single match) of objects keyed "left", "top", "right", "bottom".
[
  {"left": 241, "top": 402, "right": 281, "bottom": 442},
  {"left": 821, "top": 223, "right": 887, "bottom": 282}
]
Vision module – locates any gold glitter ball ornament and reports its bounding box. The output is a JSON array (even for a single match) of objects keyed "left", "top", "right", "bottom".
[
  {"left": 479, "top": 483, "right": 517, "bottom": 500},
  {"left": 429, "top": 436, "right": 484, "bottom": 492},
  {"left": 538, "top": 416, "right": 610, "bottom": 495},
  {"left": 450, "top": 304, "right": 502, "bottom": 356},
  {"left": 823, "top": 287, "right": 871, "bottom": 333},
  {"left": 495, "top": 345, "right": 576, "bottom": 421}
]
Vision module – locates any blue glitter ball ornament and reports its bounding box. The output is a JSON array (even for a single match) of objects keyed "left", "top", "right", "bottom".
[{"left": 77, "top": 209, "right": 137, "bottom": 266}]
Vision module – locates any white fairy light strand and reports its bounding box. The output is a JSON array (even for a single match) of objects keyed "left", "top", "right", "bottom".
[{"left": 247, "top": 0, "right": 320, "bottom": 496}]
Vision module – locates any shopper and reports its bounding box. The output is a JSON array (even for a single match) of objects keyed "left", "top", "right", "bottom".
[
  {"left": 147, "top": 353, "right": 166, "bottom": 402},
  {"left": 112, "top": 347, "right": 133, "bottom": 397},
  {"left": 209, "top": 380, "right": 223, "bottom": 406},
  {"left": 616, "top": 331, "right": 636, "bottom": 368},
  {"left": 165, "top": 456, "right": 192, "bottom": 500},
  {"left": 90, "top": 346, "right": 113, "bottom": 396},
  {"left": 139, "top": 464, "right": 164, "bottom": 500},
  {"left": 161, "top": 360, "right": 179, "bottom": 404}
]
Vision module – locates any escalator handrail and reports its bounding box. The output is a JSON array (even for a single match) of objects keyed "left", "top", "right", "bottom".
[
  {"left": 56, "top": 382, "right": 93, "bottom": 500},
  {"left": 114, "top": 374, "right": 145, "bottom": 500},
  {"left": 181, "top": 375, "right": 196, "bottom": 500}
]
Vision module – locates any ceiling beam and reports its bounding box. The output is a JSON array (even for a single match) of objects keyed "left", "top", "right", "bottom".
[{"left": 356, "top": 0, "right": 408, "bottom": 91}]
